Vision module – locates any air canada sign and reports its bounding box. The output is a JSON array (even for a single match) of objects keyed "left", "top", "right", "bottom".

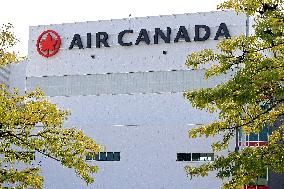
[{"left": 36, "top": 23, "right": 231, "bottom": 58}]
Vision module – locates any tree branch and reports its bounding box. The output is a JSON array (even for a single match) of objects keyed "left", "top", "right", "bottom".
[{"left": 4, "top": 131, "right": 61, "bottom": 162}]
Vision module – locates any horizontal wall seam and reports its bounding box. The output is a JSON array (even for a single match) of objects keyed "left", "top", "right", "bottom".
[
  {"left": 26, "top": 69, "right": 233, "bottom": 97},
  {"left": 26, "top": 69, "right": 199, "bottom": 78}
]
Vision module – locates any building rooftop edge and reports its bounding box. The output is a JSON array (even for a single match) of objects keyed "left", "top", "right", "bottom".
[{"left": 29, "top": 10, "right": 240, "bottom": 29}]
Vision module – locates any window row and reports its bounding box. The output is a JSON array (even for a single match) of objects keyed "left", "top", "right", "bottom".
[
  {"left": 4, "top": 151, "right": 213, "bottom": 162},
  {"left": 86, "top": 152, "right": 120, "bottom": 161},
  {"left": 176, "top": 153, "right": 214, "bottom": 162},
  {"left": 244, "top": 168, "right": 268, "bottom": 189},
  {"left": 238, "top": 127, "right": 269, "bottom": 147},
  {"left": 85, "top": 152, "right": 214, "bottom": 162},
  {"left": 244, "top": 185, "right": 267, "bottom": 189}
]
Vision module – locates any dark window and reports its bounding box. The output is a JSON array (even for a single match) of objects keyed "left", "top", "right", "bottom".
[
  {"left": 86, "top": 153, "right": 93, "bottom": 160},
  {"left": 99, "top": 152, "right": 107, "bottom": 161},
  {"left": 192, "top": 153, "right": 214, "bottom": 161},
  {"left": 106, "top": 152, "right": 114, "bottom": 161},
  {"left": 177, "top": 153, "right": 214, "bottom": 161},
  {"left": 86, "top": 152, "right": 99, "bottom": 160},
  {"left": 259, "top": 127, "right": 268, "bottom": 141},
  {"left": 249, "top": 133, "right": 258, "bottom": 141},
  {"left": 239, "top": 126, "right": 269, "bottom": 146},
  {"left": 201, "top": 153, "right": 214, "bottom": 161},
  {"left": 239, "top": 129, "right": 243, "bottom": 141},
  {"left": 95, "top": 153, "right": 99, "bottom": 160},
  {"left": 86, "top": 152, "right": 120, "bottom": 161},
  {"left": 246, "top": 134, "right": 249, "bottom": 141},
  {"left": 246, "top": 169, "right": 268, "bottom": 188},
  {"left": 192, "top": 153, "right": 200, "bottom": 161},
  {"left": 113, "top": 152, "right": 120, "bottom": 161},
  {"left": 176, "top": 153, "right": 191, "bottom": 161}
]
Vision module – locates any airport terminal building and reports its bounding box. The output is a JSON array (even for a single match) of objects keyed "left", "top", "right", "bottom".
[{"left": 2, "top": 10, "right": 275, "bottom": 189}]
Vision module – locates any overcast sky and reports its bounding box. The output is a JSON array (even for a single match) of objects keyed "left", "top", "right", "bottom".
[{"left": 0, "top": 0, "right": 224, "bottom": 55}]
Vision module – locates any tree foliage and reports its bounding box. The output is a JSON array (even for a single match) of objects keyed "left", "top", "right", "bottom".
[
  {"left": 184, "top": 0, "right": 284, "bottom": 188},
  {"left": 0, "top": 24, "right": 101, "bottom": 188}
]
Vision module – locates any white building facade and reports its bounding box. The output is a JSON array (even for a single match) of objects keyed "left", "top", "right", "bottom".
[{"left": 7, "top": 11, "right": 248, "bottom": 189}]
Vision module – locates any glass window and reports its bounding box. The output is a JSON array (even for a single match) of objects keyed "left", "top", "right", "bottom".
[
  {"left": 86, "top": 152, "right": 98, "bottom": 160},
  {"left": 86, "top": 153, "right": 92, "bottom": 160},
  {"left": 239, "top": 129, "right": 243, "bottom": 141},
  {"left": 99, "top": 152, "right": 107, "bottom": 161},
  {"left": 239, "top": 127, "right": 269, "bottom": 142},
  {"left": 113, "top": 152, "right": 120, "bottom": 161},
  {"left": 192, "top": 153, "right": 214, "bottom": 161},
  {"left": 259, "top": 127, "right": 268, "bottom": 141},
  {"left": 249, "top": 133, "right": 258, "bottom": 141},
  {"left": 245, "top": 134, "right": 249, "bottom": 142},
  {"left": 202, "top": 153, "right": 214, "bottom": 161},
  {"left": 192, "top": 153, "right": 200, "bottom": 161},
  {"left": 246, "top": 169, "right": 268, "bottom": 188},
  {"left": 94, "top": 153, "right": 99, "bottom": 160},
  {"left": 106, "top": 152, "right": 114, "bottom": 161},
  {"left": 86, "top": 152, "right": 120, "bottom": 161},
  {"left": 176, "top": 153, "right": 191, "bottom": 161},
  {"left": 176, "top": 153, "right": 214, "bottom": 162},
  {"left": 257, "top": 169, "right": 268, "bottom": 186},
  {"left": 257, "top": 177, "right": 268, "bottom": 186}
]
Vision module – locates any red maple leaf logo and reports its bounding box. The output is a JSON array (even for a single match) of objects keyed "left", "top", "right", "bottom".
[
  {"left": 37, "top": 30, "right": 61, "bottom": 58},
  {"left": 40, "top": 33, "right": 57, "bottom": 51}
]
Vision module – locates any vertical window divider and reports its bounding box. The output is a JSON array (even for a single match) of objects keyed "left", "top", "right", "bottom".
[{"left": 258, "top": 132, "right": 260, "bottom": 146}]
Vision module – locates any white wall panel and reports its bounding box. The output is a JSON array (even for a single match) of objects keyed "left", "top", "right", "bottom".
[
  {"left": 41, "top": 93, "right": 223, "bottom": 189},
  {"left": 26, "top": 69, "right": 233, "bottom": 96}
]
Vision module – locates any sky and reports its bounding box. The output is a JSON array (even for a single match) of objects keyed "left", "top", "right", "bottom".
[{"left": 0, "top": 0, "right": 224, "bottom": 55}]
